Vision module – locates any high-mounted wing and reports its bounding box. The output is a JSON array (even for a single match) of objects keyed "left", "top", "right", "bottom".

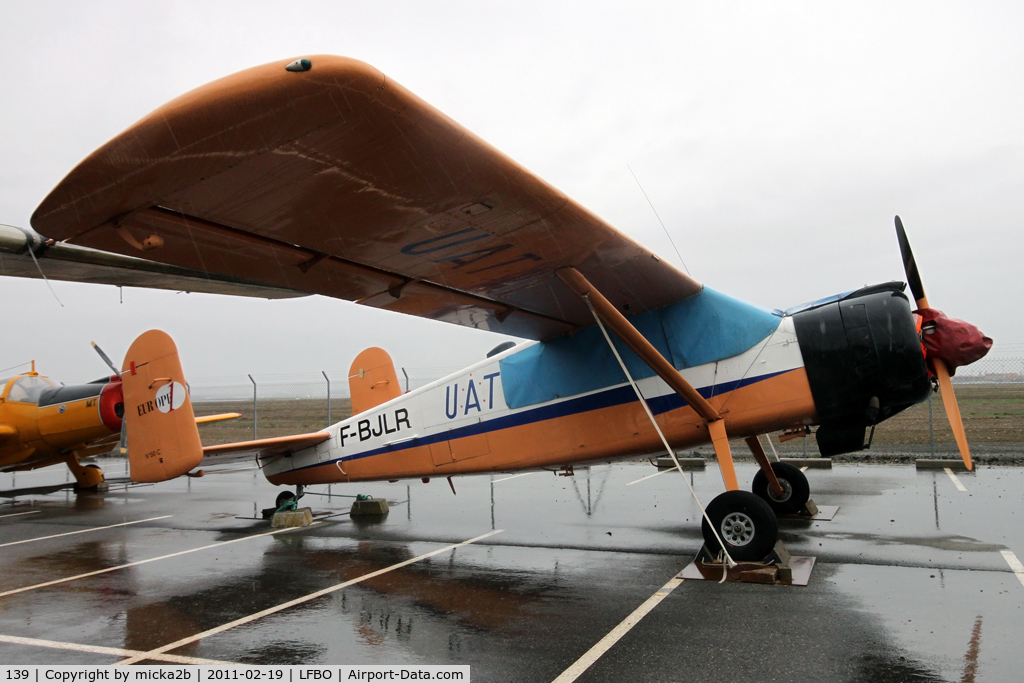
[
  {"left": 31, "top": 56, "right": 701, "bottom": 340},
  {"left": 0, "top": 224, "right": 303, "bottom": 299}
]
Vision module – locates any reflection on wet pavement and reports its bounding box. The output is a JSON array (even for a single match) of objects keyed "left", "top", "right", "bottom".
[{"left": 0, "top": 462, "right": 1020, "bottom": 680}]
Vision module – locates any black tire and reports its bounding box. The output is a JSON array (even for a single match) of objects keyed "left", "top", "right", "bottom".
[
  {"left": 275, "top": 490, "right": 296, "bottom": 508},
  {"left": 751, "top": 462, "right": 810, "bottom": 515},
  {"left": 701, "top": 490, "right": 779, "bottom": 562}
]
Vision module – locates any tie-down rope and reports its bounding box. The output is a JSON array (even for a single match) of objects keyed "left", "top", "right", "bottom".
[{"left": 583, "top": 296, "right": 736, "bottom": 576}]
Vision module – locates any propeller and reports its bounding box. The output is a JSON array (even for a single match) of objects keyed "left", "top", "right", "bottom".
[
  {"left": 894, "top": 216, "right": 973, "bottom": 471},
  {"left": 91, "top": 341, "right": 128, "bottom": 457},
  {"left": 91, "top": 341, "right": 120, "bottom": 376}
]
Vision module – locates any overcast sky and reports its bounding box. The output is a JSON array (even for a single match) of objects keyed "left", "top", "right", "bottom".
[{"left": 1, "top": 2, "right": 1021, "bottom": 384}]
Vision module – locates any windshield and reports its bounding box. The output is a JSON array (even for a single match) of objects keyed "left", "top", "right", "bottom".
[{"left": 7, "top": 375, "right": 56, "bottom": 403}]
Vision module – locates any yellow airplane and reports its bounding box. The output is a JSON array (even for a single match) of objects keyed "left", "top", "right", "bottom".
[
  {"left": 0, "top": 344, "right": 238, "bottom": 493},
  {"left": 10, "top": 56, "right": 993, "bottom": 562}
]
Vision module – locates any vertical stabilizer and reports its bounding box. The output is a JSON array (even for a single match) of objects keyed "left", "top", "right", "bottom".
[
  {"left": 349, "top": 347, "right": 402, "bottom": 415},
  {"left": 121, "top": 330, "right": 202, "bottom": 482}
]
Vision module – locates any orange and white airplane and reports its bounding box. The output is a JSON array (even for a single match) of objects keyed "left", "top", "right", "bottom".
[{"left": 12, "top": 56, "right": 992, "bottom": 561}]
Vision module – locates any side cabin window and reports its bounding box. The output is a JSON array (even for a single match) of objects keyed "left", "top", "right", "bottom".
[{"left": 7, "top": 376, "right": 55, "bottom": 404}]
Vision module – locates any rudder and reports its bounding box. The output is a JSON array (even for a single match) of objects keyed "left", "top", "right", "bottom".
[
  {"left": 349, "top": 347, "right": 402, "bottom": 415},
  {"left": 121, "top": 330, "right": 203, "bottom": 482}
]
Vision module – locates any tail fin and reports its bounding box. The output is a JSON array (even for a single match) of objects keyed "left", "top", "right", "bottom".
[
  {"left": 121, "top": 330, "right": 202, "bottom": 483},
  {"left": 349, "top": 347, "right": 402, "bottom": 415}
]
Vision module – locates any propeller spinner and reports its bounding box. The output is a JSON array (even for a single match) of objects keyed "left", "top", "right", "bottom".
[
  {"left": 92, "top": 341, "right": 128, "bottom": 454},
  {"left": 894, "top": 216, "right": 992, "bottom": 470}
]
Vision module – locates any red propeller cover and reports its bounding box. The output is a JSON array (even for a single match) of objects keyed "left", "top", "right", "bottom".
[{"left": 916, "top": 308, "right": 992, "bottom": 376}]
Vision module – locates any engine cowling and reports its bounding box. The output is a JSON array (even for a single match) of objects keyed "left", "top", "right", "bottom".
[
  {"left": 792, "top": 282, "right": 931, "bottom": 456},
  {"left": 98, "top": 378, "right": 124, "bottom": 432}
]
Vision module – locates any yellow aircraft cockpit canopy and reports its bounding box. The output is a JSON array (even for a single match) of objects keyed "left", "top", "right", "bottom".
[{"left": 2, "top": 375, "right": 56, "bottom": 403}]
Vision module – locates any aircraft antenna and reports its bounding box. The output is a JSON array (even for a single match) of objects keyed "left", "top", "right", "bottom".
[
  {"left": 0, "top": 360, "right": 32, "bottom": 374},
  {"left": 628, "top": 165, "right": 691, "bottom": 277}
]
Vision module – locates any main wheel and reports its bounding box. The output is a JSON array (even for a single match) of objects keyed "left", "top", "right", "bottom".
[
  {"left": 751, "top": 462, "right": 809, "bottom": 515},
  {"left": 701, "top": 490, "right": 779, "bottom": 562},
  {"left": 275, "top": 490, "right": 296, "bottom": 508}
]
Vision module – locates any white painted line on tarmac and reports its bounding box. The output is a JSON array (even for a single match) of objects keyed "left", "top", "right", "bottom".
[
  {"left": 0, "top": 515, "right": 171, "bottom": 549},
  {"left": 626, "top": 468, "right": 673, "bottom": 486},
  {"left": 0, "top": 524, "right": 315, "bottom": 599},
  {"left": 0, "top": 510, "right": 39, "bottom": 519},
  {"left": 0, "top": 633, "right": 237, "bottom": 665},
  {"left": 800, "top": 466, "right": 809, "bottom": 472},
  {"left": 944, "top": 468, "right": 968, "bottom": 492},
  {"left": 551, "top": 576, "right": 684, "bottom": 683},
  {"left": 492, "top": 472, "right": 535, "bottom": 484},
  {"left": 1001, "top": 550, "right": 1024, "bottom": 589},
  {"left": 116, "top": 529, "right": 504, "bottom": 665}
]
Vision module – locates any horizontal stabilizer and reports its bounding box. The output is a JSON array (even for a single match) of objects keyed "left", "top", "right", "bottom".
[
  {"left": 195, "top": 412, "right": 242, "bottom": 424},
  {"left": 202, "top": 432, "right": 330, "bottom": 462}
]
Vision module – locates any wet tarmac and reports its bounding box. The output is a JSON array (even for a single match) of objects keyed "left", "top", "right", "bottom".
[{"left": 0, "top": 460, "right": 1021, "bottom": 681}]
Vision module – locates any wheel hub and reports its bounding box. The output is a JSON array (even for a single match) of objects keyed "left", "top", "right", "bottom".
[
  {"left": 767, "top": 478, "right": 793, "bottom": 503},
  {"left": 720, "top": 512, "right": 755, "bottom": 546}
]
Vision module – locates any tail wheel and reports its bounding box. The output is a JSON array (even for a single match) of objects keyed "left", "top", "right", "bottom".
[
  {"left": 752, "top": 461, "right": 810, "bottom": 515},
  {"left": 701, "top": 490, "right": 778, "bottom": 562},
  {"left": 275, "top": 490, "right": 296, "bottom": 509}
]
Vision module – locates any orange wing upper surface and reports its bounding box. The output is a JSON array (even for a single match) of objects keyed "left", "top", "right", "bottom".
[{"left": 32, "top": 56, "right": 700, "bottom": 340}]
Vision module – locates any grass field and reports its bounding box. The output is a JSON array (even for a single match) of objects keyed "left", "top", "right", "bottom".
[{"left": 193, "top": 384, "right": 1023, "bottom": 457}]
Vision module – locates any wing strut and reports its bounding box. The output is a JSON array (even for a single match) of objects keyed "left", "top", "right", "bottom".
[{"left": 555, "top": 267, "right": 740, "bottom": 491}]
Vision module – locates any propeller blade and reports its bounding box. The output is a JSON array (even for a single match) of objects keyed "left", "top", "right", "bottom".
[
  {"left": 894, "top": 215, "right": 928, "bottom": 308},
  {"left": 91, "top": 341, "right": 120, "bottom": 376},
  {"left": 933, "top": 358, "right": 973, "bottom": 471}
]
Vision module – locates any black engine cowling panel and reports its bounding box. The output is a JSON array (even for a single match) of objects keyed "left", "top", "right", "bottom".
[{"left": 793, "top": 282, "right": 930, "bottom": 456}]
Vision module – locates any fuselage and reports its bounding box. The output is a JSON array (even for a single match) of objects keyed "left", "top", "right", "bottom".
[
  {"left": 264, "top": 316, "right": 814, "bottom": 485},
  {"left": 264, "top": 281, "right": 929, "bottom": 486},
  {"left": 0, "top": 373, "right": 123, "bottom": 471}
]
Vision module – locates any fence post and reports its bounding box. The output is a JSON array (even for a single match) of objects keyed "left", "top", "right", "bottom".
[
  {"left": 323, "top": 371, "right": 331, "bottom": 426},
  {"left": 248, "top": 374, "right": 257, "bottom": 440}
]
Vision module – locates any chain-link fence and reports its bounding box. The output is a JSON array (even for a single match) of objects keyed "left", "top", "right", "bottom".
[{"left": 951, "top": 356, "right": 1024, "bottom": 384}]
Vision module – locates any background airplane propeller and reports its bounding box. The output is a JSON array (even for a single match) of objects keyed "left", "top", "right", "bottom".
[{"left": 895, "top": 216, "right": 980, "bottom": 470}]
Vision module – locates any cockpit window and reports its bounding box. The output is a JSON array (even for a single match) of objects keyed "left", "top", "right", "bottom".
[{"left": 7, "top": 375, "right": 56, "bottom": 403}]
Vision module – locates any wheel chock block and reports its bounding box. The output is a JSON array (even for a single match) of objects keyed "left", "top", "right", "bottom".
[
  {"left": 739, "top": 567, "right": 778, "bottom": 584},
  {"left": 916, "top": 459, "right": 969, "bottom": 471},
  {"left": 779, "top": 458, "right": 832, "bottom": 469},
  {"left": 350, "top": 498, "right": 389, "bottom": 516},
  {"left": 680, "top": 542, "right": 816, "bottom": 586},
  {"left": 655, "top": 457, "right": 705, "bottom": 469},
  {"left": 271, "top": 507, "right": 313, "bottom": 528}
]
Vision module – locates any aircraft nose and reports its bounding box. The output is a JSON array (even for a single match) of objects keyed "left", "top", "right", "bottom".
[{"left": 917, "top": 308, "right": 993, "bottom": 376}]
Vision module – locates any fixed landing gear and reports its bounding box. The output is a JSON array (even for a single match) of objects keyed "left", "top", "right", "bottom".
[
  {"left": 700, "top": 490, "right": 778, "bottom": 562},
  {"left": 262, "top": 485, "right": 305, "bottom": 518},
  {"left": 751, "top": 461, "right": 810, "bottom": 515},
  {"left": 275, "top": 485, "right": 304, "bottom": 510},
  {"left": 64, "top": 456, "right": 106, "bottom": 491}
]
